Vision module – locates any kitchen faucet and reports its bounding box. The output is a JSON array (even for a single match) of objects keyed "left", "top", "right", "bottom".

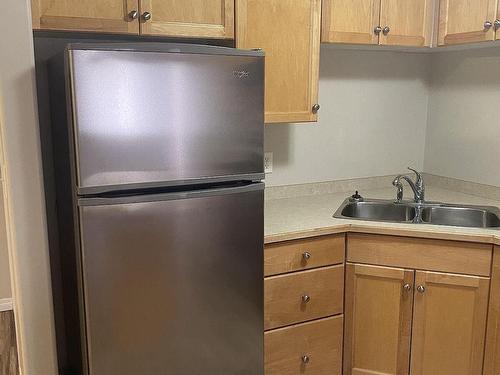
[{"left": 392, "top": 168, "right": 425, "bottom": 204}]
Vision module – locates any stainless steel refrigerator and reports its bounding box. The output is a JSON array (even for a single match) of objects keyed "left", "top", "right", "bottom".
[{"left": 49, "top": 43, "right": 264, "bottom": 375}]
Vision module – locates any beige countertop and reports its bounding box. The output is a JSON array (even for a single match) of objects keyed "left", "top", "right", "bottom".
[{"left": 265, "top": 186, "right": 500, "bottom": 245}]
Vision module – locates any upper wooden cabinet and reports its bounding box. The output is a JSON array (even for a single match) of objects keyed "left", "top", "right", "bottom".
[
  {"left": 410, "top": 271, "right": 490, "bottom": 375},
  {"left": 31, "top": 0, "right": 140, "bottom": 34},
  {"left": 379, "top": 0, "right": 434, "bottom": 46},
  {"left": 322, "top": 0, "right": 434, "bottom": 47},
  {"left": 31, "top": 0, "right": 235, "bottom": 38},
  {"left": 321, "top": 0, "right": 381, "bottom": 44},
  {"left": 236, "top": 0, "right": 321, "bottom": 123},
  {"left": 438, "top": 0, "right": 498, "bottom": 45},
  {"left": 497, "top": 3, "right": 500, "bottom": 40},
  {"left": 139, "top": 0, "right": 234, "bottom": 39}
]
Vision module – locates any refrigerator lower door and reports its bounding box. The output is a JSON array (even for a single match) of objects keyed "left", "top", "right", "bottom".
[{"left": 78, "top": 183, "right": 264, "bottom": 375}]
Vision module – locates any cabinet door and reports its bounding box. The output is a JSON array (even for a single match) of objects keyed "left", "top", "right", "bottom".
[
  {"left": 438, "top": 0, "right": 497, "bottom": 45},
  {"left": 410, "top": 271, "right": 490, "bottom": 375},
  {"left": 31, "top": 0, "right": 139, "bottom": 34},
  {"left": 321, "top": 0, "right": 381, "bottom": 44},
  {"left": 497, "top": 3, "right": 500, "bottom": 39},
  {"left": 484, "top": 246, "right": 500, "bottom": 375},
  {"left": 379, "top": 0, "right": 434, "bottom": 47},
  {"left": 344, "top": 263, "right": 414, "bottom": 375},
  {"left": 236, "top": 0, "right": 321, "bottom": 123},
  {"left": 139, "top": 0, "right": 234, "bottom": 38}
]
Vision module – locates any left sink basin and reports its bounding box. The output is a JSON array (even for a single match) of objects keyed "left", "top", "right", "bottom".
[{"left": 335, "top": 200, "right": 416, "bottom": 223}]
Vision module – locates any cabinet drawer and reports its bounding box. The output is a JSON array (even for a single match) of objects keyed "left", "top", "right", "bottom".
[
  {"left": 264, "top": 265, "right": 344, "bottom": 330},
  {"left": 347, "top": 233, "right": 492, "bottom": 277},
  {"left": 265, "top": 234, "right": 345, "bottom": 276},
  {"left": 265, "top": 315, "right": 343, "bottom": 375}
]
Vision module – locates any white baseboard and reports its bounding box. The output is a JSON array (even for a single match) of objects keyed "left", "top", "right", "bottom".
[{"left": 0, "top": 298, "right": 13, "bottom": 312}]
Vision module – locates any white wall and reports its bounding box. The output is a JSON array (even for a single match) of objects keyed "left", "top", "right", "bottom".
[
  {"left": 0, "top": 0, "right": 58, "bottom": 374},
  {"left": 0, "top": 182, "right": 12, "bottom": 300},
  {"left": 425, "top": 47, "right": 500, "bottom": 187},
  {"left": 265, "top": 47, "right": 432, "bottom": 187}
]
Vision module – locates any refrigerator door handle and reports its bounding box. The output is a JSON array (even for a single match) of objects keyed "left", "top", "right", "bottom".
[{"left": 78, "top": 182, "right": 264, "bottom": 206}]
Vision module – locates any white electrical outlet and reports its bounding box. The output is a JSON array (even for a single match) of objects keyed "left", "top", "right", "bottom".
[{"left": 264, "top": 152, "right": 273, "bottom": 173}]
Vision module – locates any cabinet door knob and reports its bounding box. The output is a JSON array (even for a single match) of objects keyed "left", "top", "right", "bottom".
[
  {"left": 417, "top": 285, "right": 426, "bottom": 293},
  {"left": 383, "top": 26, "right": 390, "bottom": 35},
  {"left": 302, "top": 295, "right": 311, "bottom": 303},
  {"left": 302, "top": 252, "right": 311, "bottom": 261},
  {"left": 301, "top": 355, "right": 310, "bottom": 364},
  {"left": 484, "top": 21, "right": 493, "bottom": 30},
  {"left": 128, "top": 10, "right": 139, "bottom": 20},
  {"left": 403, "top": 283, "right": 412, "bottom": 292},
  {"left": 312, "top": 104, "right": 320, "bottom": 113},
  {"left": 494, "top": 20, "right": 500, "bottom": 30},
  {"left": 142, "top": 12, "right": 152, "bottom": 21},
  {"left": 374, "top": 26, "right": 382, "bottom": 35}
]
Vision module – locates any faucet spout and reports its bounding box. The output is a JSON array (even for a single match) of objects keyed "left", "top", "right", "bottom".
[{"left": 392, "top": 168, "right": 425, "bottom": 204}]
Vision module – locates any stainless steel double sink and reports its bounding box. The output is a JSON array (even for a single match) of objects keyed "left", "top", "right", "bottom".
[{"left": 334, "top": 198, "right": 500, "bottom": 229}]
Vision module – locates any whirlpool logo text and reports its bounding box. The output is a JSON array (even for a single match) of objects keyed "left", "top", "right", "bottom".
[{"left": 232, "top": 70, "right": 250, "bottom": 79}]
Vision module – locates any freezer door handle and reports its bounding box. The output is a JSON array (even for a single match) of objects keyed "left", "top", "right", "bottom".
[{"left": 78, "top": 182, "right": 264, "bottom": 206}]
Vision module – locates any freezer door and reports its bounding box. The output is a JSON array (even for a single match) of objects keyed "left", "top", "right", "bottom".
[
  {"left": 78, "top": 183, "right": 264, "bottom": 375},
  {"left": 68, "top": 46, "right": 264, "bottom": 194}
]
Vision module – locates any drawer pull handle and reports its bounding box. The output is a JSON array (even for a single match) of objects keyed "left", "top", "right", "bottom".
[
  {"left": 417, "top": 285, "right": 426, "bottom": 293},
  {"left": 302, "top": 252, "right": 311, "bottom": 261},
  {"left": 302, "top": 295, "right": 311, "bottom": 303},
  {"left": 301, "top": 355, "right": 310, "bottom": 364}
]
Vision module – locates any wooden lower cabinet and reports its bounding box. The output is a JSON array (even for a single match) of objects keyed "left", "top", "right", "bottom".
[
  {"left": 265, "top": 315, "right": 343, "bottom": 375},
  {"left": 411, "top": 271, "right": 490, "bottom": 375},
  {"left": 344, "top": 263, "right": 414, "bottom": 375},
  {"left": 485, "top": 245, "right": 500, "bottom": 375},
  {"left": 264, "top": 265, "right": 344, "bottom": 330},
  {"left": 267, "top": 234, "right": 496, "bottom": 375},
  {"left": 0, "top": 311, "right": 18, "bottom": 375},
  {"left": 264, "top": 234, "right": 345, "bottom": 277},
  {"left": 344, "top": 262, "right": 490, "bottom": 375}
]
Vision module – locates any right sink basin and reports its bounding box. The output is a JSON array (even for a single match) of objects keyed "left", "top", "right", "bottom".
[{"left": 420, "top": 205, "right": 500, "bottom": 228}]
